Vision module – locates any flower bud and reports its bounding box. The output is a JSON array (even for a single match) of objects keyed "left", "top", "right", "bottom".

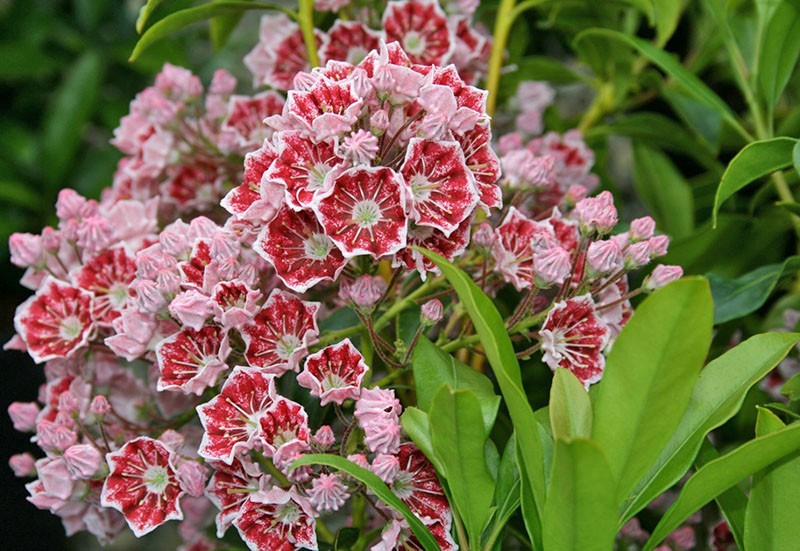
[
  {"left": 370, "top": 109, "right": 390, "bottom": 136},
  {"left": 346, "top": 454, "right": 369, "bottom": 469},
  {"left": 340, "top": 275, "right": 386, "bottom": 313},
  {"left": 313, "top": 425, "right": 335, "bottom": 449},
  {"left": 8, "top": 402, "right": 40, "bottom": 432},
  {"left": 9, "top": 453, "right": 36, "bottom": 477},
  {"left": 55, "top": 189, "right": 87, "bottom": 221},
  {"left": 629, "top": 216, "right": 656, "bottom": 242},
  {"left": 644, "top": 265, "right": 684, "bottom": 292},
  {"left": 371, "top": 453, "right": 400, "bottom": 483},
  {"left": 37, "top": 457, "right": 76, "bottom": 500},
  {"left": 420, "top": 299, "right": 444, "bottom": 326},
  {"left": 623, "top": 241, "right": 651, "bottom": 269},
  {"left": 533, "top": 246, "right": 572, "bottom": 288},
  {"left": 647, "top": 235, "right": 670, "bottom": 258},
  {"left": 586, "top": 240, "right": 623, "bottom": 277},
  {"left": 90, "top": 395, "right": 110, "bottom": 417},
  {"left": 564, "top": 184, "right": 588, "bottom": 207},
  {"left": 169, "top": 290, "right": 213, "bottom": 331},
  {"left": 41, "top": 227, "right": 61, "bottom": 251},
  {"left": 175, "top": 460, "right": 208, "bottom": 497},
  {"left": 9, "top": 233, "right": 43, "bottom": 268},
  {"left": 472, "top": 222, "right": 494, "bottom": 248},
  {"left": 63, "top": 444, "right": 103, "bottom": 479},
  {"left": 36, "top": 421, "right": 77, "bottom": 452},
  {"left": 574, "top": 191, "right": 618, "bottom": 235}
]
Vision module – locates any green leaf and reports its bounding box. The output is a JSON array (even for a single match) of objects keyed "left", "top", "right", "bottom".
[
  {"left": 575, "top": 29, "right": 749, "bottom": 140},
  {"left": 209, "top": 0, "right": 250, "bottom": 51},
  {"left": 429, "top": 387, "right": 495, "bottom": 548},
  {"left": 291, "top": 454, "right": 439, "bottom": 551},
  {"left": 793, "top": 140, "right": 800, "bottom": 177},
  {"left": 542, "top": 439, "right": 617, "bottom": 551},
  {"left": 592, "top": 278, "right": 713, "bottom": 505},
  {"left": 411, "top": 336, "right": 500, "bottom": 434},
  {"left": 712, "top": 137, "right": 797, "bottom": 226},
  {"left": 42, "top": 50, "right": 103, "bottom": 183},
  {"left": 491, "top": 434, "right": 521, "bottom": 532},
  {"left": 136, "top": 0, "right": 168, "bottom": 33},
  {"left": 334, "top": 527, "right": 360, "bottom": 550},
  {"left": 509, "top": 56, "right": 587, "bottom": 84},
  {"left": 743, "top": 408, "right": 800, "bottom": 550},
  {"left": 781, "top": 371, "right": 800, "bottom": 401},
  {"left": 758, "top": 0, "right": 800, "bottom": 120},
  {"left": 130, "top": 2, "right": 296, "bottom": 61},
  {"left": 414, "top": 247, "right": 546, "bottom": 546},
  {"left": 709, "top": 258, "right": 800, "bottom": 324},
  {"left": 549, "top": 368, "right": 592, "bottom": 441},
  {"left": 695, "top": 440, "right": 748, "bottom": 549},
  {"left": 661, "top": 86, "right": 723, "bottom": 150},
  {"left": 622, "top": 332, "right": 800, "bottom": 521},
  {"left": 632, "top": 144, "right": 695, "bottom": 239},
  {"left": 0, "top": 180, "right": 42, "bottom": 211},
  {"left": 653, "top": 0, "right": 686, "bottom": 46},
  {"left": 643, "top": 422, "right": 800, "bottom": 550},
  {"left": 400, "top": 407, "right": 445, "bottom": 474}
]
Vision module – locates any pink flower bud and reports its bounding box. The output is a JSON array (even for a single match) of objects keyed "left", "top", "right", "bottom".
[
  {"left": 169, "top": 290, "right": 213, "bottom": 331},
  {"left": 159, "top": 429, "right": 186, "bottom": 454},
  {"left": 497, "top": 132, "right": 523, "bottom": 154},
  {"left": 8, "top": 402, "right": 40, "bottom": 432},
  {"left": 9, "top": 453, "right": 36, "bottom": 477},
  {"left": 564, "top": 184, "right": 588, "bottom": 207},
  {"left": 624, "top": 241, "right": 651, "bottom": 269},
  {"left": 41, "top": 227, "right": 61, "bottom": 251},
  {"left": 370, "top": 109, "right": 390, "bottom": 135},
  {"left": 176, "top": 460, "right": 208, "bottom": 497},
  {"left": 347, "top": 454, "right": 369, "bottom": 469},
  {"left": 420, "top": 299, "right": 444, "bottom": 325},
  {"left": 9, "top": 233, "right": 43, "bottom": 268},
  {"left": 57, "top": 392, "right": 79, "bottom": 416},
  {"left": 533, "top": 246, "right": 572, "bottom": 287},
  {"left": 644, "top": 265, "right": 683, "bottom": 291},
  {"left": 37, "top": 457, "right": 76, "bottom": 500},
  {"left": 76, "top": 215, "right": 113, "bottom": 253},
  {"left": 308, "top": 473, "right": 349, "bottom": 513},
  {"left": 647, "top": 235, "right": 669, "bottom": 258},
  {"left": 587, "top": 240, "right": 623, "bottom": 277},
  {"left": 313, "top": 425, "right": 335, "bottom": 449},
  {"left": 55, "top": 189, "right": 87, "bottom": 221},
  {"left": 629, "top": 216, "right": 656, "bottom": 241},
  {"left": 472, "top": 222, "right": 494, "bottom": 248},
  {"left": 574, "top": 191, "right": 618, "bottom": 235},
  {"left": 36, "top": 421, "right": 77, "bottom": 452},
  {"left": 133, "top": 280, "right": 167, "bottom": 312},
  {"left": 371, "top": 453, "right": 400, "bottom": 483},
  {"left": 340, "top": 275, "right": 386, "bottom": 312},
  {"left": 209, "top": 69, "right": 237, "bottom": 95},
  {"left": 90, "top": 395, "right": 110, "bottom": 416},
  {"left": 341, "top": 129, "right": 379, "bottom": 165},
  {"left": 350, "top": 68, "right": 371, "bottom": 98},
  {"left": 63, "top": 444, "right": 103, "bottom": 479}
]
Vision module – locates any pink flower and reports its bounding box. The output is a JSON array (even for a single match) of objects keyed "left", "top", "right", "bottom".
[
  {"left": 242, "top": 290, "right": 320, "bottom": 374},
  {"left": 9, "top": 233, "right": 43, "bottom": 268},
  {"left": 355, "top": 387, "right": 402, "bottom": 454},
  {"left": 297, "top": 339, "right": 369, "bottom": 405},
  {"left": 322, "top": 21, "right": 381, "bottom": 66},
  {"left": 74, "top": 248, "right": 137, "bottom": 326},
  {"left": 492, "top": 207, "right": 556, "bottom": 291},
  {"left": 205, "top": 457, "right": 265, "bottom": 537},
  {"left": 174, "top": 460, "right": 208, "bottom": 497},
  {"left": 197, "top": 367, "right": 277, "bottom": 464},
  {"left": 232, "top": 486, "right": 317, "bottom": 551},
  {"left": 308, "top": 473, "right": 349, "bottom": 513},
  {"left": 587, "top": 239, "right": 623, "bottom": 277},
  {"left": 258, "top": 398, "right": 311, "bottom": 469},
  {"left": 168, "top": 290, "right": 214, "bottom": 331},
  {"left": 516, "top": 81, "right": 555, "bottom": 113},
  {"left": 382, "top": 0, "right": 454, "bottom": 65},
  {"left": 156, "top": 326, "right": 230, "bottom": 396},
  {"left": 9, "top": 453, "right": 36, "bottom": 477},
  {"left": 540, "top": 295, "right": 609, "bottom": 387},
  {"left": 573, "top": 191, "right": 618, "bottom": 235},
  {"left": 101, "top": 437, "right": 185, "bottom": 537},
  {"left": 533, "top": 246, "right": 572, "bottom": 288}
]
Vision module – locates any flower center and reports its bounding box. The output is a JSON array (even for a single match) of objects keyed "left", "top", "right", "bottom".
[
  {"left": 307, "top": 162, "right": 333, "bottom": 191},
  {"left": 303, "top": 233, "right": 333, "bottom": 261},
  {"left": 409, "top": 173, "right": 435, "bottom": 202},
  {"left": 143, "top": 464, "right": 170, "bottom": 494},
  {"left": 346, "top": 47, "right": 369, "bottom": 65},
  {"left": 322, "top": 373, "right": 347, "bottom": 391},
  {"left": 403, "top": 31, "right": 426, "bottom": 55},
  {"left": 276, "top": 501, "right": 301, "bottom": 524},
  {"left": 272, "top": 428, "right": 299, "bottom": 448},
  {"left": 275, "top": 334, "right": 301, "bottom": 359},
  {"left": 391, "top": 471, "right": 414, "bottom": 499},
  {"left": 59, "top": 316, "right": 83, "bottom": 341},
  {"left": 108, "top": 283, "right": 130, "bottom": 309},
  {"left": 352, "top": 200, "right": 381, "bottom": 228}
]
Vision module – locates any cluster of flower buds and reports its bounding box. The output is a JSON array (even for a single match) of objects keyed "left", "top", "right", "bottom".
[
  {"left": 247, "top": 0, "right": 491, "bottom": 91},
  {"left": 226, "top": 41, "right": 502, "bottom": 291},
  {"left": 107, "top": 63, "right": 285, "bottom": 217}
]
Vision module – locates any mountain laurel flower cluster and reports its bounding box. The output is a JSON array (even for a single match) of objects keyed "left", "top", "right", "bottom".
[{"left": 6, "top": 2, "right": 684, "bottom": 550}]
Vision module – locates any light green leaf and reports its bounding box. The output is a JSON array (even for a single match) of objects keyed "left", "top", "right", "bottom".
[
  {"left": 712, "top": 137, "right": 797, "bottom": 226},
  {"left": 130, "top": 2, "right": 296, "bottom": 61},
  {"left": 643, "top": 422, "right": 800, "bottom": 550},
  {"left": 42, "top": 50, "right": 103, "bottom": 183},
  {"left": 136, "top": 0, "right": 168, "bottom": 33},
  {"left": 291, "top": 454, "right": 438, "bottom": 551},
  {"left": 744, "top": 408, "right": 800, "bottom": 550},
  {"left": 592, "top": 278, "right": 713, "bottom": 505},
  {"left": 622, "top": 332, "right": 800, "bottom": 521},
  {"left": 489, "top": 434, "right": 520, "bottom": 538},
  {"left": 653, "top": 0, "right": 686, "bottom": 46},
  {"left": 709, "top": 258, "right": 800, "bottom": 324},
  {"left": 575, "top": 29, "right": 749, "bottom": 140},
  {"left": 793, "top": 140, "right": 800, "bottom": 177},
  {"left": 758, "top": 0, "right": 800, "bottom": 120},
  {"left": 429, "top": 387, "right": 495, "bottom": 548},
  {"left": 415, "top": 247, "right": 546, "bottom": 548},
  {"left": 400, "top": 407, "right": 445, "bottom": 474},
  {"left": 550, "top": 368, "right": 592, "bottom": 441},
  {"left": 632, "top": 144, "right": 695, "bottom": 239},
  {"left": 542, "top": 439, "right": 617, "bottom": 551},
  {"left": 412, "top": 336, "right": 500, "bottom": 434}
]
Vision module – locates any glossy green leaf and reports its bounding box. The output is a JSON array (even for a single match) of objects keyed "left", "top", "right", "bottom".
[
  {"left": 42, "top": 50, "right": 103, "bottom": 183},
  {"left": 712, "top": 137, "right": 797, "bottom": 226},
  {"left": 592, "top": 278, "right": 713, "bottom": 505},
  {"left": 575, "top": 29, "right": 749, "bottom": 140},
  {"left": 695, "top": 440, "right": 747, "bottom": 549},
  {"left": 412, "top": 336, "right": 500, "bottom": 434},
  {"left": 400, "top": 407, "right": 445, "bottom": 474},
  {"left": 643, "top": 422, "right": 800, "bottom": 550},
  {"left": 415, "top": 247, "right": 546, "bottom": 545},
  {"left": 781, "top": 371, "right": 800, "bottom": 401},
  {"left": 744, "top": 408, "right": 800, "bottom": 550},
  {"left": 758, "top": 0, "right": 800, "bottom": 119},
  {"left": 209, "top": 0, "right": 248, "bottom": 51},
  {"left": 130, "top": 2, "right": 296, "bottom": 61},
  {"left": 542, "top": 439, "right": 617, "bottom": 551},
  {"left": 429, "top": 386, "right": 495, "bottom": 548},
  {"left": 661, "top": 86, "right": 723, "bottom": 150},
  {"left": 653, "top": 0, "right": 685, "bottom": 46},
  {"left": 489, "top": 434, "right": 520, "bottom": 538},
  {"left": 622, "top": 332, "right": 800, "bottom": 521},
  {"left": 136, "top": 0, "right": 168, "bottom": 33},
  {"left": 291, "top": 454, "right": 438, "bottom": 551},
  {"left": 632, "top": 144, "right": 695, "bottom": 239},
  {"left": 709, "top": 257, "right": 800, "bottom": 324},
  {"left": 550, "top": 368, "right": 592, "bottom": 441}
]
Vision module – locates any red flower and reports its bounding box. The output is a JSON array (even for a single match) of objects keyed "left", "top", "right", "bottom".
[
  {"left": 382, "top": 0, "right": 454, "bottom": 65},
  {"left": 297, "top": 339, "right": 369, "bottom": 405},
  {"left": 74, "top": 247, "right": 137, "bottom": 325},
  {"left": 233, "top": 486, "right": 317, "bottom": 551},
  {"left": 156, "top": 326, "right": 230, "bottom": 395},
  {"left": 321, "top": 21, "right": 381, "bottom": 66}
]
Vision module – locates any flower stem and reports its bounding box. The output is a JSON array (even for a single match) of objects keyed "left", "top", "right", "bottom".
[
  {"left": 485, "top": 0, "right": 516, "bottom": 117},
  {"left": 297, "top": 0, "right": 320, "bottom": 68}
]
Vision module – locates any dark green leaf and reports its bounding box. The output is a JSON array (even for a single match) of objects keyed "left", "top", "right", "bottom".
[
  {"left": 412, "top": 336, "right": 500, "bottom": 434},
  {"left": 695, "top": 440, "right": 748, "bottom": 549},
  {"left": 709, "top": 258, "right": 800, "bottom": 324},
  {"left": 429, "top": 387, "right": 495, "bottom": 548},
  {"left": 131, "top": 2, "right": 296, "bottom": 61},
  {"left": 622, "top": 332, "right": 800, "bottom": 521},
  {"left": 42, "top": 50, "right": 104, "bottom": 183},
  {"left": 209, "top": 0, "right": 250, "bottom": 51},
  {"left": 776, "top": 201, "right": 800, "bottom": 216},
  {"left": 549, "top": 368, "right": 592, "bottom": 441},
  {"left": 592, "top": 278, "right": 713, "bottom": 505},
  {"left": 632, "top": 144, "right": 695, "bottom": 239},
  {"left": 661, "top": 86, "right": 723, "bottom": 150},
  {"left": 653, "top": 0, "right": 686, "bottom": 46},
  {"left": 712, "top": 137, "right": 797, "bottom": 226},
  {"left": 334, "top": 527, "right": 360, "bottom": 550},
  {"left": 0, "top": 180, "right": 42, "bottom": 211},
  {"left": 508, "top": 56, "right": 586, "bottom": 84},
  {"left": 291, "top": 454, "right": 439, "bottom": 551},
  {"left": 758, "top": 0, "right": 800, "bottom": 119},
  {"left": 575, "top": 29, "right": 749, "bottom": 140},
  {"left": 793, "top": 140, "right": 800, "bottom": 177},
  {"left": 490, "top": 434, "right": 521, "bottom": 534},
  {"left": 643, "top": 422, "right": 800, "bottom": 550},
  {"left": 542, "top": 439, "right": 617, "bottom": 551}
]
